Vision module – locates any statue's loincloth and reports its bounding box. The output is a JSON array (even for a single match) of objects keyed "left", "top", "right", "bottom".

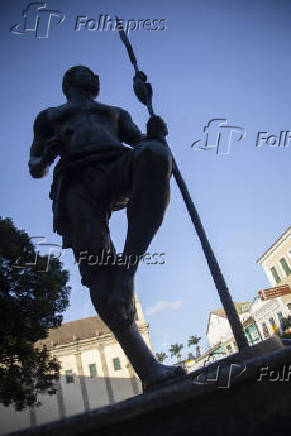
[{"left": 50, "top": 146, "right": 133, "bottom": 250}]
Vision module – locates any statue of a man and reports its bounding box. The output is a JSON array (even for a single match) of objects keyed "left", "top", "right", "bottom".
[{"left": 29, "top": 65, "right": 185, "bottom": 390}]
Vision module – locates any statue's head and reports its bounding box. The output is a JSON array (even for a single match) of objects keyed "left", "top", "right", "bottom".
[{"left": 62, "top": 66, "right": 100, "bottom": 100}]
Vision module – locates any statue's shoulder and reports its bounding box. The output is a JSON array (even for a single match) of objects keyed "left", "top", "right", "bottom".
[
  {"left": 109, "top": 104, "right": 129, "bottom": 116},
  {"left": 44, "top": 103, "right": 74, "bottom": 123},
  {"left": 34, "top": 107, "right": 49, "bottom": 120},
  {"left": 33, "top": 107, "right": 52, "bottom": 129},
  {"left": 34, "top": 104, "right": 65, "bottom": 121},
  {"left": 95, "top": 101, "right": 123, "bottom": 114},
  {"left": 46, "top": 103, "right": 67, "bottom": 113}
]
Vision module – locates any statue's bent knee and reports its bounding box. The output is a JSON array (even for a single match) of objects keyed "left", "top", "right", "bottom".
[{"left": 135, "top": 142, "right": 172, "bottom": 173}]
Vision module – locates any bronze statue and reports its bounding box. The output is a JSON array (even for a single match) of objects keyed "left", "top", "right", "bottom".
[
  {"left": 29, "top": 65, "right": 186, "bottom": 390},
  {"left": 115, "top": 22, "right": 249, "bottom": 352}
]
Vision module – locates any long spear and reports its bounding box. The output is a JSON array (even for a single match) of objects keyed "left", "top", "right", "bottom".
[{"left": 116, "top": 18, "right": 249, "bottom": 351}]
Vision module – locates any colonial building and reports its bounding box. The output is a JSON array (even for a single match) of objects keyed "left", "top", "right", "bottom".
[
  {"left": 251, "top": 286, "right": 291, "bottom": 339},
  {"left": 206, "top": 302, "right": 253, "bottom": 351},
  {"left": 254, "top": 226, "right": 291, "bottom": 339},
  {"left": 257, "top": 226, "right": 291, "bottom": 288},
  {"left": 0, "top": 295, "right": 151, "bottom": 435},
  {"left": 186, "top": 226, "right": 291, "bottom": 372}
]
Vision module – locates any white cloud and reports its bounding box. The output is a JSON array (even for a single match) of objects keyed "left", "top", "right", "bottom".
[{"left": 145, "top": 300, "right": 183, "bottom": 316}]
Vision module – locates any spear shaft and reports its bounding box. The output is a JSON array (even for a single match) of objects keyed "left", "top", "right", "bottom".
[{"left": 116, "top": 20, "right": 249, "bottom": 351}]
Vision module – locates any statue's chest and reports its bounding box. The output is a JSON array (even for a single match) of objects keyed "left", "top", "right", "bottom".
[{"left": 48, "top": 105, "right": 118, "bottom": 131}]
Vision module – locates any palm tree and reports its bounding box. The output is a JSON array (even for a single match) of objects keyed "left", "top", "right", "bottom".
[
  {"left": 188, "top": 335, "right": 201, "bottom": 358},
  {"left": 156, "top": 352, "right": 168, "bottom": 363},
  {"left": 188, "top": 335, "right": 201, "bottom": 347},
  {"left": 169, "top": 343, "right": 183, "bottom": 363}
]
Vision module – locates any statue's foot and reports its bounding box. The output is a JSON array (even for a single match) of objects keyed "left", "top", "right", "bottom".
[{"left": 142, "top": 361, "right": 187, "bottom": 392}]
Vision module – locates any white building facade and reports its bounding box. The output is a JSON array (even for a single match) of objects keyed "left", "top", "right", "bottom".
[
  {"left": 257, "top": 226, "right": 291, "bottom": 289},
  {"left": 255, "top": 226, "right": 291, "bottom": 338},
  {"left": 187, "top": 227, "right": 291, "bottom": 371},
  {"left": 0, "top": 295, "right": 151, "bottom": 435}
]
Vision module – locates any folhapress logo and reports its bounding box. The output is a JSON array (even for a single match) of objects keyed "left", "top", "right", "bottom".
[
  {"left": 10, "top": 4, "right": 165, "bottom": 38},
  {"left": 10, "top": 2, "right": 65, "bottom": 38},
  {"left": 191, "top": 118, "right": 246, "bottom": 155}
]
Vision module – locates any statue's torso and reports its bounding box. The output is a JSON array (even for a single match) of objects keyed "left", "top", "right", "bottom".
[{"left": 47, "top": 101, "right": 122, "bottom": 155}]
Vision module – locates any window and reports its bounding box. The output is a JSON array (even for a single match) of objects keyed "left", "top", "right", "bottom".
[
  {"left": 280, "top": 257, "right": 291, "bottom": 277},
  {"left": 113, "top": 357, "right": 121, "bottom": 371},
  {"left": 65, "top": 369, "right": 74, "bottom": 384},
  {"left": 262, "top": 322, "right": 269, "bottom": 339},
  {"left": 251, "top": 330, "right": 260, "bottom": 342},
  {"left": 270, "top": 266, "right": 281, "bottom": 284},
  {"left": 89, "top": 363, "right": 97, "bottom": 378},
  {"left": 226, "top": 344, "right": 233, "bottom": 353}
]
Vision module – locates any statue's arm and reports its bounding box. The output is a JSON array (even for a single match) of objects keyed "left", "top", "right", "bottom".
[
  {"left": 118, "top": 109, "right": 145, "bottom": 148},
  {"left": 28, "top": 110, "right": 55, "bottom": 178},
  {"left": 119, "top": 109, "right": 169, "bottom": 148}
]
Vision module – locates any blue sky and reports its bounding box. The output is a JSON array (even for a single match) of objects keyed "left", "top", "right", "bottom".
[{"left": 1, "top": 0, "right": 291, "bottom": 361}]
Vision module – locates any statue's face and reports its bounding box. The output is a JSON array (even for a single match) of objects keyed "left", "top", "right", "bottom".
[{"left": 69, "top": 67, "right": 99, "bottom": 97}]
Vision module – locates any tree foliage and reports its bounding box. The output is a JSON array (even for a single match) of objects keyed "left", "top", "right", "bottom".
[
  {"left": 0, "top": 217, "right": 70, "bottom": 410},
  {"left": 156, "top": 351, "right": 168, "bottom": 363},
  {"left": 169, "top": 343, "right": 183, "bottom": 363},
  {"left": 188, "top": 335, "right": 201, "bottom": 347},
  {"left": 188, "top": 335, "right": 201, "bottom": 358}
]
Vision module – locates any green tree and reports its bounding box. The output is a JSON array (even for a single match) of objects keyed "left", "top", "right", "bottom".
[
  {"left": 169, "top": 343, "right": 183, "bottom": 363},
  {"left": 156, "top": 352, "right": 168, "bottom": 363},
  {"left": 188, "top": 335, "right": 201, "bottom": 347},
  {"left": 188, "top": 335, "right": 201, "bottom": 358},
  {"left": 0, "top": 217, "right": 70, "bottom": 410}
]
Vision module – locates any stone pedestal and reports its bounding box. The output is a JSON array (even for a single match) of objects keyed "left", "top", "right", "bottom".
[{"left": 9, "top": 341, "right": 291, "bottom": 436}]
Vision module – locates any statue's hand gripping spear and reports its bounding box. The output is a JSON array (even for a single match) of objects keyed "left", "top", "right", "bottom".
[{"left": 116, "top": 17, "right": 249, "bottom": 351}]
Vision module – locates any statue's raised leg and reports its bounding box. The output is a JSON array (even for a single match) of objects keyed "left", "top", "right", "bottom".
[
  {"left": 89, "top": 266, "right": 186, "bottom": 391},
  {"left": 124, "top": 140, "right": 172, "bottom": 268}
]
